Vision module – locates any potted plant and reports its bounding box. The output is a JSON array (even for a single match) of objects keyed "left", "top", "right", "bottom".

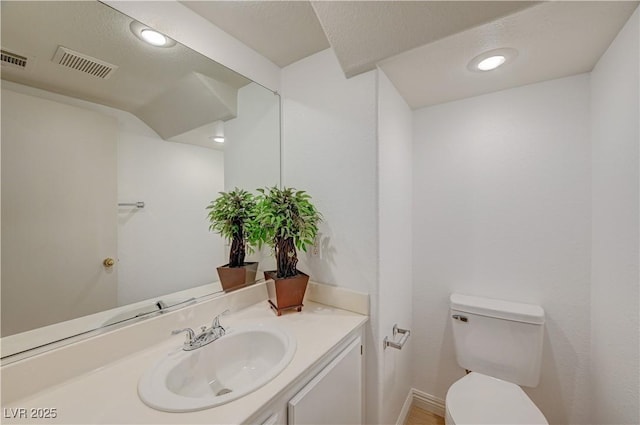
[
  {"left": 249, "top": 186, "right": 322, "bottom": 315},
  {"left": 206, "top": 188, "right": 258, "bottom": 291}
]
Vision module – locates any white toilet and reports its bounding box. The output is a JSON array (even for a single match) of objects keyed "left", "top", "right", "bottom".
[{"left": 445, "top": 293, "right": 549, "bottom": 425}]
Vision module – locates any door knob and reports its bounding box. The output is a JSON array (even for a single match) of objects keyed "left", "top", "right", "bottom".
[{"left": 103, "top": 258, "right": 115, "bottom": 267}]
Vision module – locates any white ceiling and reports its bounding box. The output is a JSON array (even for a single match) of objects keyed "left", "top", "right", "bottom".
[
  {"left": 381, "top": 1, "right": 640, "bottom": 108},
  {"left": 310, "top": 1, "right": 537, "bottom": 77},
  {"left": 4, "top": 1, "right": 635, "bottom": 114},
  {"left": 182, "top": 0, "right": 638, "bottom": 110},
  {"left": 182, "top": 1, "right": 330, "bottom": 67}
]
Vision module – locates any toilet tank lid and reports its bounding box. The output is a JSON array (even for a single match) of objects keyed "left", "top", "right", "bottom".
[{"left": 450, "top": 293, "right": 545, "bottom": 324}]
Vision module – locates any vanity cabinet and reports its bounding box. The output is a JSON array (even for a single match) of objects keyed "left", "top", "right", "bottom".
[
  {"left": 249, "top": 330, "right": 364, "bottom": 425},
  {"left": 288, "top": 337, "right": 362, "bottom": 424},
  {"left": 1, "top": 294, "right": 368, "bottom": 425}
]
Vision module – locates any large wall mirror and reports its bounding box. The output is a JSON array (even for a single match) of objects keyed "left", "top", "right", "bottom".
[{"left": 0, "top": 0, "right": 280, "bottom": 361}]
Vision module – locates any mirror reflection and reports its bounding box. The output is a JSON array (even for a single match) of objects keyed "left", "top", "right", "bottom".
[{"left": 1, "top": 0, "right": 280, "bottom": 359}]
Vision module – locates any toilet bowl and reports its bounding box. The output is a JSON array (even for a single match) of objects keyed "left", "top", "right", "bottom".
[{"left": 445, "top": 372, "right": 548, "bottom": 425}]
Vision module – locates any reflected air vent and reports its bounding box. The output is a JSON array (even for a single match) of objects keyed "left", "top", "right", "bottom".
[
  {"left": 52, "top": 46, "right": 118, "bottom": 79},
  {"left": 1, "top": 49, "right": 30, "bottom": 70}
]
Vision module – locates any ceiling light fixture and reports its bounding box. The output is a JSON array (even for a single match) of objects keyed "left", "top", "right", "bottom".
[
  {"left": 477, "top": 55, "right": 506, "bottom": 71},
  {"left": 468, "top": 48, "right": 518, "bottom": 73},
  {"left": 209, "top": 121, "right": 225, "bottom": 144},
  {"left": 130, "top": 21, "right": 176, "bottom": 48},
  {"left": 140, "top": 29, "right": 168, "bottom": 47}
]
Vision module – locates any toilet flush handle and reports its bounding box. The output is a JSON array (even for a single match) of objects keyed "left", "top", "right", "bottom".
[{"left": 452, "top": 314, "right": 468, "bottom": 323}]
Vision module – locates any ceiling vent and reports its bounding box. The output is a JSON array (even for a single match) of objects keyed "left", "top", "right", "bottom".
[
  {"left": 1, "top": 49, "right": 32, "bottom": 71},
  {"left": 52, "top": 46, "right": 118, "bottom": 79}
]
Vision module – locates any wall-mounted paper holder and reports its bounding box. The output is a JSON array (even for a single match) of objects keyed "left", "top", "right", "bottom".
[{"left": 384, "top": 324, "right": 410, "bottom": 350}]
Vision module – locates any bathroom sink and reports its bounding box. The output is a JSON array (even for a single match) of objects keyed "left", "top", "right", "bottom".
[{"left": 138, "top": 324, "right": 296, "bottom": 412}]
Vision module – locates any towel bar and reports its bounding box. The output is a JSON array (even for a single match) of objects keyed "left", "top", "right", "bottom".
[{"left": 118, "top": 201, "right": 145, "bottom": 208}]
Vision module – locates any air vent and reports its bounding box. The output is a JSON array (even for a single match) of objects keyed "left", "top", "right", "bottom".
[
  {"left": 52, "top": 46, "right": 118, "bottom": 79},
  {"left": 1, "top": 49, "right": 30, "bottom": 70}
]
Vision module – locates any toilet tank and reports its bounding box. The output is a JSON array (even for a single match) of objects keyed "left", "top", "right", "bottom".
[{"left": 450, "top": 293, "right": 545, "bottom": 387}]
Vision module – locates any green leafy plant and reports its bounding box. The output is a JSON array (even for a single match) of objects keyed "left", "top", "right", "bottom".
[
  {"left": 249, "top": 186, "right": 322, "bottom": 279},
  {"left": 206, "top": 188, "right": 256, "bottom": 268}
]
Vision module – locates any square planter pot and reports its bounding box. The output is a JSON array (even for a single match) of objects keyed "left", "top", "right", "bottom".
[
  {"left": 264, "top": 270, "right": 309, "bottom": 316},
  {"left": 216, "top": 262, "right": 259, "bottom": 292}
]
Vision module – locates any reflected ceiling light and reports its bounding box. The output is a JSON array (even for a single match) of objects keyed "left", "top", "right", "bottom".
[
  {"left": 140, "top": 29, "right": 168, "bottom": 47},
  {"left": 130, "top": 21, "right": 176, "bottom": 48},
  {"left": 209, "top": 121, "right": 225, "bottom": 144},
  {"left": 468, "top": 48, "right": 518, "bottom": 72}
]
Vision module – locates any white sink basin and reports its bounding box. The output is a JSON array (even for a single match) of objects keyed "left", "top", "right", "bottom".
[{"left": 138, "top": 324, "right": 296, "bottom": 412}]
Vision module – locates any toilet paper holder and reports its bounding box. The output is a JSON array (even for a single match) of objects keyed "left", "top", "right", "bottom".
[{"left": 384, "top": 324, "right": 410, "bottom": 350}]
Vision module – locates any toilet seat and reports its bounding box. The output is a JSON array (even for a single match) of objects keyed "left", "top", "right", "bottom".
[{"left": 445, "top": 372, "right": 548, "bottom": 425}]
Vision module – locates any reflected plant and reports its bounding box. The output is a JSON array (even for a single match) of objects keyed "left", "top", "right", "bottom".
[{"left": 206, "top": 188, "right": 256, "bottom": 267}]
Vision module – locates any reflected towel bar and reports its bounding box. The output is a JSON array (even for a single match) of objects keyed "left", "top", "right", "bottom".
[
  {"left": 118, "top": 202, "right": 145, "bottom": 208},
  {"left": 384, "top": 324, "right": 410, "bottom": 350}
]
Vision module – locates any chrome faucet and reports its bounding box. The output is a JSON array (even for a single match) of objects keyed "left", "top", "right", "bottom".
[{"left": 171, "top": 309, "right": 230, "bottom": 351}]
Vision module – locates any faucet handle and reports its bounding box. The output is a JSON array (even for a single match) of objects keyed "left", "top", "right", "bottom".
[
  {"left": 212, "top": 309, "right": 230, "bottom": 329},
  {"left": 171, "top": 328, "right": 195, "bottom": 344}
]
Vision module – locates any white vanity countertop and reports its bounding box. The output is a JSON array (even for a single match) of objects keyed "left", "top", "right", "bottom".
[{"left": 2, "top": 301, "right": 367, "bottom": 424}]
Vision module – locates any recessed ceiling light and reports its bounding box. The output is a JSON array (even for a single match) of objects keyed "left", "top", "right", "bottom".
[
  {"left": 477, "top": 55, "right": 506, "bottom": 71},
  {"left": 209, "top": 121, "right": 225, "bottom": 144},
  {"left": 130, "top": 21, "right": 176, "bottom": 48},
  {"left": 468, "top": 48, "right": 518, "bottom": 73},
  {"left": 209, "top": 136, "right": 225, "bottom": 144},
  {"left": 140, "top": 29, "right": 168, "bottom": 47}
]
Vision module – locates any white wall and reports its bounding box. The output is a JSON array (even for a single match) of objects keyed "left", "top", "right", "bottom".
[
  {"left": 281, "top": 49, "right": 378, "bottom": 295},
  {"left": 224, "top": 81, "right": 281, "bottom": 275},
  {"left": 590, "top": 8, "right": 639, "bottom": 425},
  {"left": 224, "top": 82, "right": 280, "bottom": 191},
  {"left": 116, "top": 114, "right": 225, "bottom": 305},
  {"left": 280, "top": 49, "right": 380, "bottom": 423},
  {"left": 0, "top": 82, "right": 227, "bottom": 309},
  {"left": 1, "top": 87, "right": 119, "bottom": 336},
  {"left": 412, "top": 75, "right": 592, "bottom": 425},
  {"left": 377, "top": 70, "right": 414, "bottom": 424}
]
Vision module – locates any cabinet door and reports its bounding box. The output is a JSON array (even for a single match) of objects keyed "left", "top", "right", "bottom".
[{"left": 288, "top": 337, "right": 362, "bottom": 425}]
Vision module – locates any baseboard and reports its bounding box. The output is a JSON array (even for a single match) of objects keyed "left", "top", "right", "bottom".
[
  {"left": 412, "top": 388, "right": 446, "bottom": 418},
  {"left": 395, "top": 388, "right": 446, "bottom": 424},
  {"left": 396, "top": 389, "right": 414, "bottom": 425},
  {"left": 396, "top": 388, "right": 445, "bottom": 425}
]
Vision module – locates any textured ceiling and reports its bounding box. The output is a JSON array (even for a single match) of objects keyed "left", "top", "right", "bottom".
[
  {"left": 181, "top": 1, "right": 638, "bottom": 109},
  {"left": 310, "top": 1, "right": 537, "bottom": 77},
  {"left": 379, "top": 1, "right": 639, "bottom": 108},
  {"left": 181, "top": 1, "right": 330, "bottom": 67},
  {"left": 179, "top": 1, "right": 536, "bottom": 76},
  {"left": 5, "top": 1, "right": 636, "bottom": 116}
]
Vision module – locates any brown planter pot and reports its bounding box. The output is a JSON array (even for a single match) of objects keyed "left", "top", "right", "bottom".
[
  {"left": 216, "top": 262, "right": 259, "bottom": 292},
  {"left": 264, "top": 270, "right": 309, "bottom": 316}
]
